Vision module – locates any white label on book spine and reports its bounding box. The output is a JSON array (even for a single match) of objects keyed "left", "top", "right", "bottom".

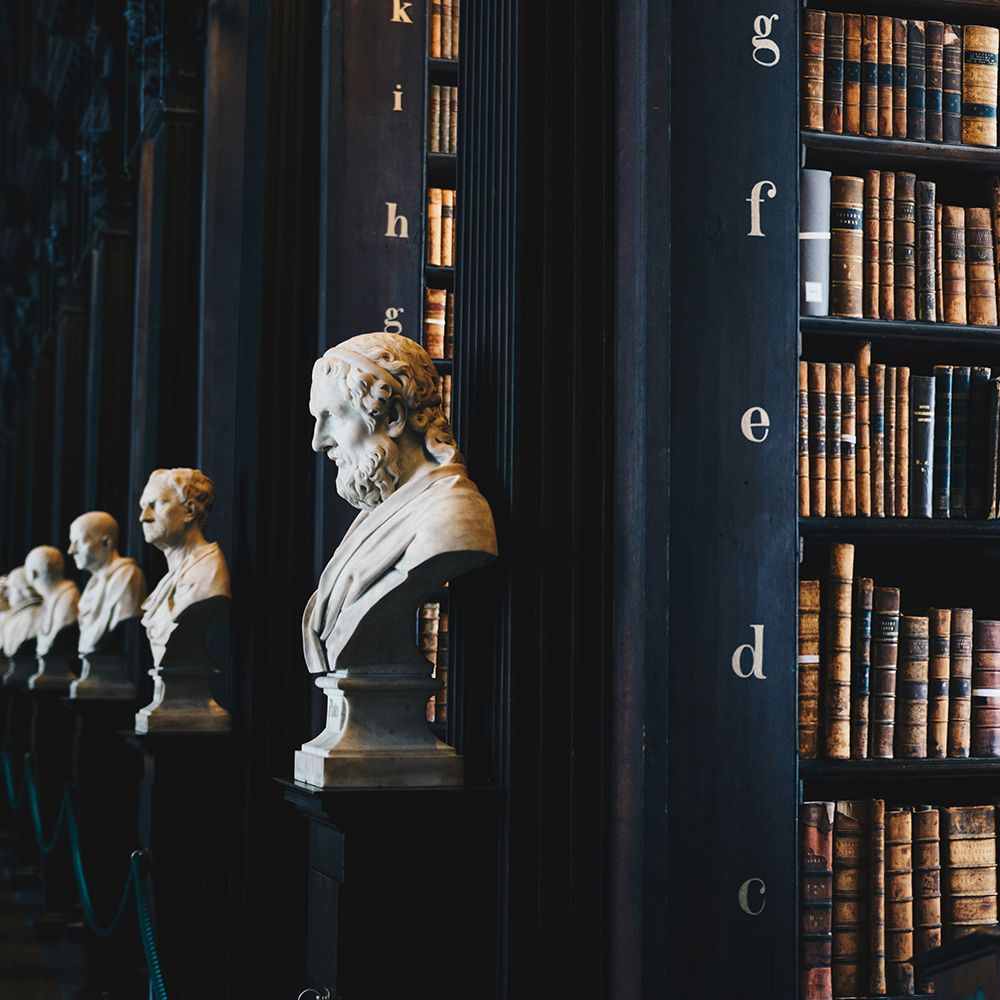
[
  {"left": 798, "top": 655, "right": 821, "bottom": 664},
  {"left": 804, "top": 282, "right": 823, "bottom": 303},
  {"left": 841, "top": 434, "right": 857, "bottom": 444}
]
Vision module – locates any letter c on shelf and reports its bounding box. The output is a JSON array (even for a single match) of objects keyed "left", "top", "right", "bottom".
[{"left": 738, "top": 878, "right": 766, "bottom": 915}]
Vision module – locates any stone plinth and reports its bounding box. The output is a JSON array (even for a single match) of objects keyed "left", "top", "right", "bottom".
[
  {"left": 135, "top": 665, "right": 230, "bottom": 733},
  {"left": 70, "top": 653, "right": 136, "bottom": 700},
  {"left": 28, "top": 653, "right": 79, "bottom": 694},
  {"left": 3, "top": 651, "right": 38, "bottom": 688}
]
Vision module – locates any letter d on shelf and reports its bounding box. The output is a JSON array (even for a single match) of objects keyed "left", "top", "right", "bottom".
[{"left": 732, "top": 625, "right": 765, "bottom": 679}]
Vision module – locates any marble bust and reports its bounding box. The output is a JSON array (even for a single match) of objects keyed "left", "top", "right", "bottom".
[
  {"left": 25, "top": 545, "right": 81, "bottom": 691},
  {"left": 136, "top": 468, "right": 232, "bottom": 731},
  {"left": 295, "top": 333, "right": 498, "bottom": 788},
  {"left": 1, "top": 567, "right": 42, "bottom": 686}
]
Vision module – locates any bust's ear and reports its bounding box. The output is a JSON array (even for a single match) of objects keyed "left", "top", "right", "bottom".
[
  {"left": 385, "top": 398, "right": 408, "bottom": 439},
  {"left": 182, "top": 501, "right": 197, "bottom": 524}
]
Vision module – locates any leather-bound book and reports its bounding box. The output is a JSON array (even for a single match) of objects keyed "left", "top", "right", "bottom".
[
  {"left": 844, "top": 14, "right": 862, "bottom": 135},
  {"left": 907, "top": 20, "right": 927, "bottom": 140},
  {"left": 915, "top": 609, "right": 951, "bottom": 757},
  {"left": 430, "top": 0, "right": 442, "bottom": 57},
  {"left": 873, "top": 364, "right": 886, "bottom": 517},
  {"left": 896, "top": 366, "right": 911, "bottom": 517},
  {"left": 445, "top": 290, "right": 454, "bottom": 358},
  {"left": 856, "top": 342, "right": 872, "bottom": 517},
  {"left": 851, "top": 578, "right": 874, "bottom": 758},
  {"left": 441, "top": 0, "right": 453, "bottom": 62},
  {"left": 802, "top": 802, "right": 836, "bottom": 1000},
  {"left": 448, "top": 87, "right": 458, "bottom": 155},
  {"left": 886, "top": 367, "right": 897, "bottom": 516},
  {"left": 942, "top": 804, "right": 997, "bottom": 940},
  {"left": 943, "top": 205, "right": 968, "bottom": 324},
  {"left": 842, "top": 363, "right": 857, "bottom": 517},
  {"left": 879, "top": 171, "right": 896, "bottom": 320},
  {"left": 912, "top": 805, "right": 942, "bottom": 991},
  {"left": 962, "top": 25, "right": 1000, "bottom": 146},
  {"left": 893, "top": 19, "right": 908, "bottom": 137},
  {"left": 886, "top": 807, "right": 915, "bottom": 995},
  {"left": 428, "top": 85, "right": 442, "bottom": 153},
  {"left": 943, "top": 24, "right": 963, "bottom": 144},
  {"left": 802, "top": 10, "right": 827, "bottom": 131},
  {"left": 949, "top": 609, "right": 974, "bottom": 757},
  {"left": 830, "top": 176, "right": 864, "bottom": 318},
  {"left": 435, "top": 608, "right": 448, "bottom": 722},
  {"left": 439, "top": 86, "right": 451, "bottom": 158},
  {"left": 916, "top": 180, "right": 937, "bottom": 321},
  {"left": 966, "top": 209, "right": 998, "bottom": 326},
  {"left": 833, "top": 801, "right": 869, "bottom": 997},
  {"left": 827, "top": 364, "right": 843, "bottom": 517},
  {"left": 441, "top": 373, "right": 451, "bottom": 422},
  {"left": 419, "top": 602, "right": 440, "bottom": 722},
  {"left": 863, "top": 170, "right": 880, "bottom": 318},
  {"left": 952, "top": 366, "right": 971, "bottom": 518},
  {"left": 879, "top": 17, "right": 895, "bottom": 137},
  {"left": 894, "top": 172, "right": 917, "bottom": 322},
  {"left": 933, "top": 366, "right": 953, "bottom": 518},
  {"left": 442, "top": 188, "right": 455, "bottom": 267},
  {"left": 801, "top": 169, "right": 832, "bottom": 316},
  {"left": 972, "top": 620, "right": 1000, "bottom": 756},
  {"left": 937, "top": 201, "right": 944, "bottom": 319},
  {"left": 800, "top": 362, "right": 811, "bottom": 517},
  {"left": 871, "top": 587, "right": 901, "bottom": 757},
  {"left": 427, "top": 188, "right": 443, "bottom": 266},
  {"left": 988, "top": 378, "right": 1000, "bottom": 517},
  {"left": 870, "top": 798, "right": 887, "bottom": 995},
  {"left": 910, "top": 375, "right": 935, "bottom": 519},
  {"left": 926, "top": 21, "right": 944, "bottom": 142},
  {"left": 968, "top": 366, "right": 993, "bottom": 517},
  {"left": 423, "top": 287, "right": 447, "bottom": 359},
  {"left": 895, "top": 616, "right": 929, "bottom": 757},
  {"left": 800, "top": 579, "right": 822, "bottom": 759},
  {"left": 992, "top": 181, "right": 1000, "bottom": 323},
  {"left": 451, "top": 0, "right": 459, "bottom": 61},
  {"left": 825, "top": 543, "right": 855, "bottom": 759},
  {"left": 810, "top": 363, "right": 828, "bottom": 518},
  {"left": 825, "top": 12, "right": 845, "bottom": 133},
  {"left": 862, "top": 15, "right": 879, "bottom": 136}
]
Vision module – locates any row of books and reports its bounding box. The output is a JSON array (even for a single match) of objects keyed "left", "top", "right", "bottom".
[
  {"left": 419, "top": 601, "right": 449, "bottom": 724},
  {"left": 799, "top": 354, "right": 1000, "bottom": 519},
  {"left": 802, "top": 14, "right": 1000, "bottom": 146},
  {"left": 798, "top": 543, "right": 999, "bottom": 760},
  {"left": 429, "top": 0, "right": 459, "bottom": 61},
  {"left": 801, "top": 168, "right": 1000, "bottom": 324},
  {"left": 423, "top": 287, "right": 455, "bottom": 360},
  {"left": 801, "top": 799, "right": 998, "bottom": 999},
  {"left": 428, "top": 85, "right": 458, "bottom": 155},
  {"left": 427, "top": 188, "right": 456, "bottom": 268},
  {"left": 437, "top": 374, "right": 452, "bottom": 423}
]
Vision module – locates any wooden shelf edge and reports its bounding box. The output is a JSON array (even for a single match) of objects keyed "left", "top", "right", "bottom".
[
  {"left": 801, "top": 130, "right": 1000, "bottom": 170},
  {"left": 801, "top": 316, "right": 1000, "bottom": 346},
  {"left": 800, "top": 758, "right": 1000, "bottom": 778},
  {"left": 799, "top": 517, "right": 1000, "bottom": 540}
]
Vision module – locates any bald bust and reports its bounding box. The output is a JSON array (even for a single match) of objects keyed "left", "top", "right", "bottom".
[
  {"left": 25, "top": 545, "right": 80, "bottom": 656},
  {"left": 69, "top": 512, "right": 147, "bottom": 655},
  {"left": 2, "top": 566, "right": 41, "bottom": 658}
]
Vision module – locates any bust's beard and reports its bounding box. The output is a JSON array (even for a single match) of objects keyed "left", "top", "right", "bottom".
[{"left": 336, "top": 436, "right": 401, "bottom": 511}]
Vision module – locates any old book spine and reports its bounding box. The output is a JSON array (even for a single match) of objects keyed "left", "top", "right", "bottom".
[
  {"left": 442, "top": 188, "right": 455, "bottom": 267},
  {"left": 910, "top": 374, "right": 935, "bottom": 519},
  {"left": 870, "top": 799, "right": 887, "bottom": 995},
  {"left": 968, "top": 366, "right": 993, "bottom": 517},
  {"left": 926, "top": 21, "right": 944, "bottom": 142},
  {"left": 825, "top": 544, "right": 855, "bottom": 759},
  {"left": 851, "top": 578, "right": 874, "bottom": 759},
  {"left": 988, "top": 377, "right": 1000, "bottom": 517},
  {"left": 893, "top": 19, "right": 908, "bottom": 138},
  {"left": 879, "top": 171, "right": 896, "bottom": 320},
  {"left": 896, "top": 366, "right": 910, "bottom": 517},
  {"left": 993, "top": 182, "right": 1000, "bottom": 324},
  {"left": 830, "top": 176, "right": 864, "bottom": 318},
  {"left": 435, "top": 609, "right": 448, "bottom": 722},
  {"left": 427, "top": 188, "right": 443, "bottom": 266},
  {"left": 802, "top": 802, "right": 836, "bottom": 1000},
  {"left": 423, "top": 287, "right": 447, "bottom": 359},
  {"left": 967, "top": 208, "right": 998, "bottom": 327},
  {"left": 800, "top": 362, "right": 810, "bottom": 517},
  {"left": 885, "top": 366, "right": 897, "bottom": 516},
  {"left": 933, "top": 365, "right": 954, "bottom": 518},
  {"left": 916, "top": 180, "right": 936, "bottom": 321},
  {"left": 928, "top": 609, "right": 952, "bottom": 757},
  {"left": 448, "top": 87, "right": 458, "bottom": 154},
  {"left": 912, "top": 806, "right": 942, "bottom": 992},
  {"left": 833, "top": 801, "right": 869, "bottom": 998},
  {"left": 942, "top": 804, "right": 997, "bottom": 940},
  {"left": 871, "top": 587, "right": 901, "bottom": 757},
  {"left": 949, "top": 608, "right": 974, "bottom": 757},
  {"left": 810, "top": 363, "right": 828, "bottom": 518},
  {"left": 843, "top": 14, "right": 862, "bottom": 136},
  {"left": 863, "top": 170, "right": 880, "bottom": 318},
  {"left": 856, "top": 342, "right": 871, "bottom": 517},
  {"left": 842, "top": 363, "right": 857, "bottom": 517},
  {"left": 439, "top": 84, "right": 451, "bottom": 156},
  {"left": 800, "top": 579, "right": 822, "bottom": 759},
  {"left": 879, "top": 17, "right": 895, "bottom": 137},
  {"left": 451, "top": 0, "right": 459, "bottom": 60},
  {"left": 943, "top": 24, "right": 963, "bottom": 144},
  {"left": 972, "top": 619, "right": 1000, "bottom": 756},
  {"left": 886, "top": 808, "right": 915, "bottom": 995},
  {"left": 906, "top": 20, "right": 926, "bottom": 140},
  {"left": 419, "top": 602, "right": 440, "bottom": 722},
  {"left": 430, "top": 0, "right": 442, "bottom": 58},
  {"left": 894, "top": 172, "right": 917, "bottom": 322},
  {"left": 952, "top": 366, "right": 971, "bottom": 518},
  {"left": 936, "top": 201, "right": 944, "bottom": 320},
  {"left": 894, "top": 616, "right": 929, "bottom": 757},
  {"left": 962, "top": 25, "right": 1000, "bottom": 147},
  {"left": 445, "top": 290, "right": 454, "bottom": 359},
  {"left": 862, "top": 15, "right": 879, "bottom": 137},
  {"left": 825, "top": 13, "right": 845, "bottom": 133},
  {"left": 428, "top": 85, "right": 441, "bottom": 153},
  {"left": 801, "top": 169, "right": 832, "bottom": 317},
  {"left": 872, "top": 364, "right": 886, "bottom": 517},
  {"left": 827, "top": 364, "right": 843, "bottom": 517},
  {"left": 441, "top": 0, "right": 453, "bottom": 61},
  {"left": 943, "top": 205, "right": 967, "bottom": 324}
]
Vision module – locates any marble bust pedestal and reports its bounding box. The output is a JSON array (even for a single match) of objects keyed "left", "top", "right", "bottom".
[
  {"left": 3, "top": 640, "right": 38, "bottom": 688},
  {"left": 70, "top": 620, "right": 139, "bottom": 700},
  {"left": 29, "top": 626, "right": 80, "bottom": 694}
]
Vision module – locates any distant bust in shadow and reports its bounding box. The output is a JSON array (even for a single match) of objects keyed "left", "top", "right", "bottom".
[
  {"left": 139, "top": 468, "right": 231, "bottom": 667},
  {"left": 25, "top": 546, "right": 80, "bottom": 656},
  {"left": 303, "top": 333, "right": 498, "bottom": 674},
  {"left": 1, "top": 567, "right": 42, "bottom": 657},
  {"left": 69, "top": 511, "right": 148, "bottom": 655}
]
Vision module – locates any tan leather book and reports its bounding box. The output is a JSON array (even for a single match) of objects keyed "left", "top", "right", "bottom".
[
  {"left": 428, "top": 85, "right": 442, "bottom": 153},
  {"left": 441, "top": 0, "right": 453, "bottom": 61},
  {"left": 871, "top": 588, "right": 901, "bottom": 757},
  {"left": 825, "top": 13, "right": 845, "bottom": 133},
  {"left": 863, "top": 171, "right": 880, "bottom": 318},
  {"left": 439, "top": 84, "right": 451, "bottom": 156},
  {"left": 442, "top": 188, "right": 455, "bottom": 268},
  {"left": 879, "top": 172, "right": 896, "bottom": 320},
  {"left": 879, "top": 17, "right": 895, "bottom": 137},
  {"left": 863, "top": 15, "right": 879, "bottom": 136},
  {"left": 912, "top": 806, "right": 942, "bottom": 991},
  {"left": 893, "top": 19, "right": 908, "bottom": 138},
  {"left": 844, "top": 15, "right": 862, "bottom": 135},
  {"left": 949, "top": 609, "right": 974, "bottom": 757},
  {"left": 451, "top": 0, "right": 460, "bottom": 61},
  {"left": 800, "top": 362, "right": 811, "bottom": 517},
  {"left": 831, "top": 176, "right": 864, "bottom": 318},
  {"left": 943, "top": 205, "right": 967, "bottom": 324},
  {"left": 441, "top": 373, "right": 452, "bottom": 423},
  {"left": 886, "top": 808, "right": 915, "bottom": 995},
  {"left": 827, "top": 364, "right": 843, "bottom": 517},
  {"left": 896, "top": 366, "right": 910, "bottom": 517},
  {"left": 800, "top": 580, "right": 822, "bottom": 759},
  {"left": 926, "top": 609, "right": 951, "bottom": 757},
  {"left": 894, "top": 616, "right": 929, "bottom": 757},
  {"left": 936, "top": 201, "right": 944, "bottom": 321},
  {"left": 802, "top": 802, "right": 836, "bottom": 1000},
  {"left": 966, "top": 207, "right": 998, "bottom": 326},
  {"left": 426, "top": 188, "right": 443, "bottom": 266},
  {"left": 851, "top": 578, "right": 874, "bottom": 759},
  {"left": 942, "top": 805, "right": 997, "bottom": 939},
  {"left": 423, "top": 287, "right": 447, "bottom": 359},
  {"left": 872, "top": 364, "right": 886, "bottom": 517},
  {"left": 870, "top": 799, "right": 887, "bottom": 995},
  {"left": 886, "top": 367, "right": 897, "bottom": 516},
  {"left": 430, "top": 0, "right": 442, "bottom": 58},
  {"left": 972, "top": 619, "right": 1000, "bottom": 756},
  {"left": 856, "top": 343, "right": 872, "bottom": 517},
  {"left": 445, "top": 290, "right": 454, "bottom": 359},
  {"left": 826, "top": 544, "right": 855, "bottom": 759},
  {"left": 810, "top": 363, "right": 828, "bottom": 518},
  {"left": 842, "top": 363, "right": 857, "bottom": 517},
  {"left": 833, "top": 801, "right": 869, "bottom": 997},
  {"left": 962, "top": 25, "right": 1000, "bottom": 146},
  {"left": 894, "top": 173, "right": 917, "bottom": 322}
]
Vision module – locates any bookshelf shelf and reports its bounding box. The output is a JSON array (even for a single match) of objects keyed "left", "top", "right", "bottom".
[
  {"left": 426, "top": 152, "right": 456, "bottom": 172},
  {"left": 427, "top": 57, "right": 458, "bottom": 81},
  {"left": 799, "top": 517, "right": 1000, "bottom": 540},
  {"left": 800, "top": 316, "right": 1000, "bottom": 347},
  {"left": 424, "top": 264, "right": 454, "bottom": 289},
  {"left": 802, "top": 131, "right": 1000, "bottom": 172},
  {"left": 801, "top": 757, "right": 1000, "bottom": 779}
]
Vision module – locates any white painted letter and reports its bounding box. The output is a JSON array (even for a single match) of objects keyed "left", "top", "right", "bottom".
[
  {"left": 752, "top": 15, "right": 781, "bottom": 66},
  {"left": 391, "top": 0, "right": 413, "bottom": 23},
  {"left": 393, "top": 85, "right": 403, "bottom": 111},
  {"left": 747, "top": 180, "right": 776, "bottom": 237},
  {"left": 741, "top": 407, "right": 770, "bottom": 442},
  {"left": 732, "top": 625, "right": 765, "bottom": 679},
  {"left": 384, "top": 306, "right": 404, "bottom": 334},
  {"left": 739, "top": 878, "right": 766, "bottom": 915},
  {"left": 385, "top": 203, "right": 409, "bottom": 238}
]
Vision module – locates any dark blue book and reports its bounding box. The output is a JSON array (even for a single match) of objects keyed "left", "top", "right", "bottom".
[
  {"left": 911, "top": 376, "right": 935, "bottom": 518},
  {"left": 951, "top": 366, "right": 971, "bottom": 518},
  {"left": 933, "top": 366, "right": 953, "bottom": 517},
  {"left": 968, "top": 367, "right": 992, "bottom": 518},
  {"left": 907, "top": 20, "right": 926, "bottom": 140}
]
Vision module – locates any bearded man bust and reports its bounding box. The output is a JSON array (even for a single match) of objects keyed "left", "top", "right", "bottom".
[
  {"left": 1, "top": 567, "right": 43, "bottom": 687},
  {"left": 295, "top": 332, "right": 498, "bottom": 788}
]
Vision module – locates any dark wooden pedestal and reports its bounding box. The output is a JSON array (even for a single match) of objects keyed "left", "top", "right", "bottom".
[
  {"left": 126, "top": 732, "right": 246, "bottom": 1000},
  {"left": 281, "top": 781, "right": 503, "bottom": 1000},
  {"left": 5, "top": 687, "right": 39, "bottom": 874}
]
